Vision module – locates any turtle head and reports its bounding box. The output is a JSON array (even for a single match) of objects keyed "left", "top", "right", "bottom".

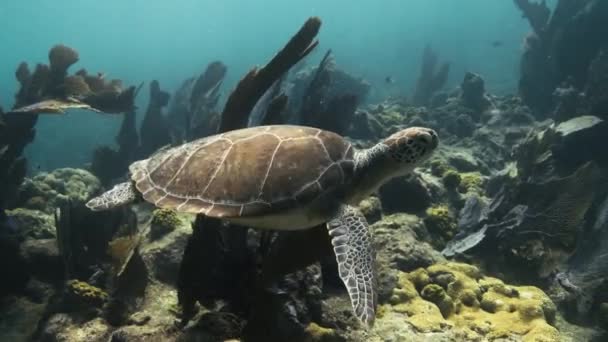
[
  {"left": 381, "top": 127, "right": 439, "bottom": 175},
  {"left": 349, "top": 127, "right": 438, "bottom": 203}
]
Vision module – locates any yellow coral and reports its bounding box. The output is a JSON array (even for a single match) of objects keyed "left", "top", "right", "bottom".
[
  {"left": 305, "top": 322, "right": 339, "bottom": 342},
  {"left": 150, "top": 208, "right": 180, "bottom": 238},
  {"left": 423, "top": 205, "right": 457, "bottom": 249},
  {"left": 66, "top": 279, "right": 108, "bottom": 307},
  {"left": 458, "top": 172, "right": 484, "bottom": 194},
  {"left": 387, "top": 262, "right": 559, "bottom": 341}
]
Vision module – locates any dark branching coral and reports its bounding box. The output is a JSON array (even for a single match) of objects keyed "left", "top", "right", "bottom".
[
  {"left": 295, "top": 50, "right": 364, "bottom": 135},
  {"left": 0, "top": 109, "right": 37, "bottom": 209},
  {"left": 260, "top": 93, "right": 288, "bottom": 125},
  {"left": 515, "top": 0, "right": 608, "bottom": 116},
  {"left": 412, "top": 45, "right": 450, "bottom": 107},
  {"left": 177, "top": 18, "right": 327, "bottom": 340},
  {"left": 187, "top": 62, "right": 226, "bottom": 140},
  {"left": 12, "top": 44, "right": 138, "bottom": 114},
  {"left": 219, "top": 17, "right": 320, "bottom": 132},
  {"left": 138, "top": 80, "right": 171, "bottom": 157}
]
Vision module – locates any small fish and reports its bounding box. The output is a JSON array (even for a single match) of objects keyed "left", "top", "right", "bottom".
[
  {"left": 491, "top": 40, "right": 503, "bottom": 48},
  {"left": 385, "top": 76, "right": 395, "bottom": 84}
]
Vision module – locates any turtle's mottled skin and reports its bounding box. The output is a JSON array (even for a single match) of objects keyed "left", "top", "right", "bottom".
[{"left": 87, "top": 124, "right": 439, "bottom": 327}]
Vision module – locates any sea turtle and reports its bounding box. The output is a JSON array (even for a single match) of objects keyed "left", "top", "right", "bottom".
[{"left": 86, "top": 124, "right": 439, "bottom": 327}]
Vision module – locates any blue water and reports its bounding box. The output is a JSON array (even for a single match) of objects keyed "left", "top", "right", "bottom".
[{"left": 0, "top": 0, "right": 544, "bottom": 170}]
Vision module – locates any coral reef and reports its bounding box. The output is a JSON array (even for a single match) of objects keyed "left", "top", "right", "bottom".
[
  {"left": 12, "top": 44, "right": 138, "bottom": 114},
  {"left": 17, "top": 168, "right": 101, "bottom": 213}
]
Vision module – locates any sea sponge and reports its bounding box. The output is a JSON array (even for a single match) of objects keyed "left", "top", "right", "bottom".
[
  {"left": 150, "top": 208, "right": 180, "bottom": 239},
  {"left": 387, "top": 262, "right": 559, "bottom": 341},
  {"left": 66, "top": 279, "right": 108, "bottom": 308},
  {"left": 49, "top": 44, "right": 79, "bottom": 75}
]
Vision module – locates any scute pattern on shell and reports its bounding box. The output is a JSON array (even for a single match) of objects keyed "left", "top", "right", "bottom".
[{"left": 130, "top": 125, "right": 355, "bottom": 217}]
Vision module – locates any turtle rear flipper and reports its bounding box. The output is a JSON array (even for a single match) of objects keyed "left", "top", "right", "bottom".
[
  {"left": 327, "top": 205, "right": 377, "bottom": 328},
  {"left": 86, "top": 181, "right": 138, "bottom": 211}
]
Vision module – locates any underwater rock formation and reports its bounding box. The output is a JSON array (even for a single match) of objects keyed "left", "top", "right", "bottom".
[{"left": 411, "top": 45, "right": 450, "bottom": 107}]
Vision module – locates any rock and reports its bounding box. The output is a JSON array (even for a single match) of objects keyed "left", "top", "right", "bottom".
[
  {"left": 446, "top": 151, "right": 481, "bottom": 173},
  {"left": 19, "top": 238, "right": 63, "bottom": 284},
  {"left": 0, "top": 295, "right": 47, "bottom": 341},
  {"left": 378, "top": 175, "right": 432, "bottom": 214},
  {"left": 357, "top": 196, "right": 382, "bottom": 224},
  {"left": 372, "top": 214, "right": 444, "bottom": 273},
  {"left": 457, "top": 196, "right": 488, "bottom": 232},
  {"left": 453, "top": 114, "right": 475, "bottom": 137},
  {"left": 553, "top": 115, "right": 608, "bottom": 171},
  {"left": 6, "top": 208, "right": 55, "bottom": 239},
  {"left": 348, "top": 110, "right": 384, "bottom": 141},
  {"left": 140, "top": 214, "right": 191, "bottom": 284},
  {"left": 460, "top": 72, "right": 492, "bottom": 114}
]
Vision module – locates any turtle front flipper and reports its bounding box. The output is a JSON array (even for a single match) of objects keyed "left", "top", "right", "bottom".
[
  {"left": 327, "top": 204, "right": 377, "bottom": 328},
  {"left": 86, "top": 181, "right": 138, "bottom": 211}
]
